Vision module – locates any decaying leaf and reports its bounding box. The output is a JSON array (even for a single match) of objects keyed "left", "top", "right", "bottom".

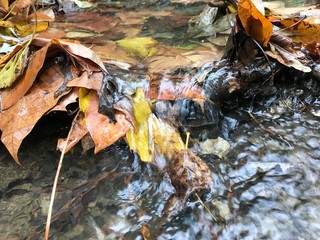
[
  {"left": 238, "top": 0, "right": 273, "bottom": 46},
  {"left": 267, "top": 43, "right": 311, "bottom": 72},
  {"left": 126, "top": 88, "right": 153, "bottom": 162},
  {"left": 0, "top": 45, "right": 29, "bottom": 89},
  {"left": 152, "top": 115, "right": 213, "bottom": 199}
]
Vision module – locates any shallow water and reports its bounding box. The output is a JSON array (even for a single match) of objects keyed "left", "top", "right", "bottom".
[
  {"left": 1, "top": 0, "right": 320, "bottom": 239},
  {"left": 1, "top": 87, "right": 320, "bottom": 240}
]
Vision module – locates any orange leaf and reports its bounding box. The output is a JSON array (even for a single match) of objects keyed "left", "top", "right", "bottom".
[
  {"left": 279, "top": 17, "right": 320, "bottom": 44},
  {"left": 0, "top": 65, "right": 70, "bottom": 163},
  {"left": 85, "top": 92, "right": 132, "bottom": 153},
  {"left": 238, "top": 0, "right": 273, "bottom": 47},
  {"left": 149, "top": 73, "right": 205, "bottom": 100},
  {"left": 67, "top": 71, "right": 103, "bottom": 92},
  {"left": 0, "top": 43, "right": 79, "bottom": 110},
  {"left": 49, "top": 87, "right": 79, "bottom": 112}
]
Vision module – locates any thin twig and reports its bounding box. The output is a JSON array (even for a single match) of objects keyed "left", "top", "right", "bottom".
[
  {"left": 44, "top": 110, "right": 79, "bottom": 240},
  {"left": 195, "top": 193, "right": 217, "bottom": 221}
]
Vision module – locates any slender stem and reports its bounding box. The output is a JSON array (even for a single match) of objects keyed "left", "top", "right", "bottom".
[{"left": 44, "top": 111, "right": 79, "bottom": 239}]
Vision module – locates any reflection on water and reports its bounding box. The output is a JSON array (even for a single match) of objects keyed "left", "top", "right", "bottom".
[
  {"left": 0, "top": 0, "right": 319, "bottom": 239},
  {"left": 1, "top": 83, "right": 319, "bottom": 239}
]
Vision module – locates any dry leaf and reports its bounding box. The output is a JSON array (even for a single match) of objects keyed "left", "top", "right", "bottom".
[
  {"left": 0, "top": 45, "right": 29, "bottom": 89},
  {"left": 0, "top": 64, "right": 71, "bottom": 163}
]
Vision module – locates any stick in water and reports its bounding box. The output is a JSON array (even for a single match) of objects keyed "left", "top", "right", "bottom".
[{"left": 44, "top": 111, "right": 79, "bottom": 239}]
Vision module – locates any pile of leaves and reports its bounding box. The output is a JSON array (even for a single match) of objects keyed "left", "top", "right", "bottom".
[{"left": 0, "top": 0, "right": 319, "bottom": 202}]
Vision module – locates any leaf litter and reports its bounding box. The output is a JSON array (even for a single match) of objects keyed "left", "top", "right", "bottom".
[{"left": 0, "top": 0, "right": 319, "bottom": 238}]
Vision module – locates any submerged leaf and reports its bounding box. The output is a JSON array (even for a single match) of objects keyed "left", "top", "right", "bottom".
[
  {"left": 151, "top": 115, "right": 213, "bottom": 199},
  {"left": 116, "top": 37, "right": 158, "bottom": 58}
]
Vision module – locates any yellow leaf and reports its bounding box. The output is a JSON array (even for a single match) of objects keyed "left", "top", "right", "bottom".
[
  {"left": 79, "top": 87, "right": 94, "bottom": 113},
  {"left": 116, "top": 37, "right": 158, "bottom": 58},
  {"left": 126, "top": 88, "right": 153, "bottom": 162},
  {"left": 15, "top": 22, "right": 49, "bottom": 37},
  {"left": 0, "top": 20, "right": 14, "bottom": 28},
  {"left": 0, "top": 45, "right": 29, "bottom": 89},
  {"left": 151, "top": 114, "right": 185, "bottom": 159}
]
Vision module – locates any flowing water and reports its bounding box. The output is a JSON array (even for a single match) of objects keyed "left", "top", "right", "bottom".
[{"left": 0, "top": 0, "right": 320, "bottom": 239}]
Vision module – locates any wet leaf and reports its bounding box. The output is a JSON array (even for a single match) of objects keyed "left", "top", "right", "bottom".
[
  {"left": 116, "top": 37, "right": 158, "bottom": 59},
  {"left": 151, "top": 115, "right": 185, "bottom": 158},
  {"left": 238, "top": 0, "right": 273, "bottom": 46},
  {"left": 10, "top": 0, "right": 33, "bottom": 14},
  {"left": 85, "top": 92, "right": 132, "bottom": 153},
  {"left": 1, "top": 38, "right": 106, "bottom": 110},
  {"left": 49, "top": 87, "right": 79, "bottom": 112},
  {"left": 38, "top": 28, "right": 66, "bottom": 39},
  {"left": 67, "top": 71, "right": 103, "bottom": 92},
  {"left": 267, "top": 43, "right": 311, "bottom": 72},
  {"left": 0, "top": 0, "right": 8, "bottom": 11},
  {"left": 0, "top": 20, "right": 14, "bottom": 28},
  {"left": 27, "top": 8, "right": 55, "bottom": 22},
  {"left": 126, "top": 88, "right": 153, "bottom": 162},
  {"left": 0, "top": 64, "right": 70, "bottom": 163},
  {"left": 148, "top": 45, "right": 221, "bottom": 73},
  {"left": 151, "top": 115, "right": 213, "bottom": 198}
]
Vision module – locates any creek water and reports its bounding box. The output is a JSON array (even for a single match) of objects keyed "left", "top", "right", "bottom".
[{"left": 0, "top": 1, "right": 319, "bottom": 239}]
